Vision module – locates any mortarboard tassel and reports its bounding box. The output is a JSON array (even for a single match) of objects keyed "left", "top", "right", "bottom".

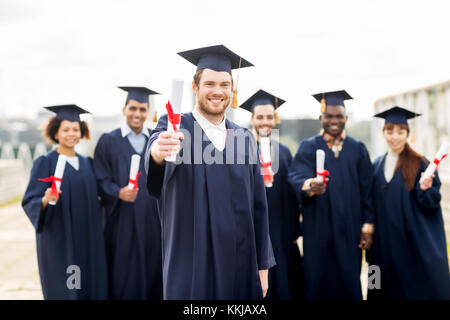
[
  {"left": 153, "top": 111, "right": 158, "bottom": 122},
  {"left": 320, "top": 94, "right": 326, "bottom": 113},
  {"left": 231, "top": 57, "right": 242, "bottom": 109},
  {"left": 231, "top": 89, "right": 238, "bottom": 109},
  {"left": 411, "top": 127, "right": 416, "bottom": 143},
  {"left": 274, "top": 97, "right": 280, "bottom": 124},
  {"left": 411, "top": 105, "right": 416, "bottom": 143}
]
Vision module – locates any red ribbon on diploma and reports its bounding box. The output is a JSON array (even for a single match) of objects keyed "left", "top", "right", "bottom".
[
  {"left": 259, "top": 154, "right": 274, "bottom": 185},
  {"left": 316, "top": 170, "right": 330, "bottom": 186},
  {"left": 38, "top": 176, "right": 62, "bottom": 198},
  {"left": 433, "top": 153, "right": 448, "bottom": 169},
  {"left": 129, "top": 172, "right": 141, "bottom": 191},
  {"left": 166, "top": 101, "right": 181, "bottom": 132}
]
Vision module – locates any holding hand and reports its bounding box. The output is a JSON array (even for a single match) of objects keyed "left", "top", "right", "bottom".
[
  {"left": 419, "top": 172, "right": 434, "bottom": 191},
  {"left": 119, "top": 186, "right": 138, "bottom": 202},
  {"left": 41, "top": 187, "right": 61, "bottom": 209},
  {"left": 358, "top": 232, "right": 373, "bottom": 250},
  {"left": 310, "top": 178, "right": 328, "bottom": 195},
  {"left": 151, "top": 131, "right": 184, "bottom": 165}
]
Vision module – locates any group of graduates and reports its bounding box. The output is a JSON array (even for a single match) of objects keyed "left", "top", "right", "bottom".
[{"left": 22, "top": 44, "right": 450, "bottom": 300}]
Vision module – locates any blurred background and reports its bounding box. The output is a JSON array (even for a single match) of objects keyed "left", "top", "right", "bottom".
[{"left": 1, "top": 0, "right": 449, "bottom": 299}]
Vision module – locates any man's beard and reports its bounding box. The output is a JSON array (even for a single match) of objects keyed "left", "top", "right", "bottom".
[
  {"left": 257, "top": 127, "right": 273, "bottom": 138},
  {"left": 197, "top": 95, "right": 229, "bottom": 117}
]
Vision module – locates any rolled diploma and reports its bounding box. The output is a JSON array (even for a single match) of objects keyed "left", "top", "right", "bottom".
[
  {"left": 166, "top": 80, "right": 184, "bottom": 162},
  {"left": 260, "top": 137, "right": 273, "bottom": 187},
  {"left": 127, "top": 154, "right": 141, "bottom": 189},
  {"left": 316, "top": 149, "right": 325, "bottom": 183},
  {"left": 419, "top": 141, "right": 449, "bottom": 184},
  {"left": 49, "top": 154, "right": 67, "bottom": 205}
]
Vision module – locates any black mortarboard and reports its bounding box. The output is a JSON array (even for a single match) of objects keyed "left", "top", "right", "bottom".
[
  {"left": 118, "top": 86, "right": 160, "bottom": 104},
  {"left": 44, "top": 104, "right": 90, "bottom": 122},
  {"left": 239, "top": 89, "right": 286, "bottom": 112},
  {"left": 177, "top": 44, "right": 253, "bottom": 74},
  {"left": 312, "top": 90, "right": 353, "bottom": 112},
  {"left": 374, "top": 106, "right": 421, "bottom": 125}
]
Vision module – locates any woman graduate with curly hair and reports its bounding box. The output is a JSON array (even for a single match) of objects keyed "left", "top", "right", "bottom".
[{"left": 22, "top": 105, "right": 108, "bottom": 300}]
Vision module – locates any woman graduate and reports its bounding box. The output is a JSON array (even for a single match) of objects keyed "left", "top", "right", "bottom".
[
  {"left": 368, "top": 106, "right": 450, "bottom": 300},
  {"left": 22, "top": 105, "right": 108, "bottom": 300}
]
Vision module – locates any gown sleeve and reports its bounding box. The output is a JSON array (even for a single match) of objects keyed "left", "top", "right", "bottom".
[
  {"left": 145, "top": 115, "right": 168, "bottom": 199},
  {"left": 287, "top": 139, "right": 315, "bottom": 208},
  {"left": 93, "top": 134, "right": 122, "bottom": 215},
  {"left": 414, "top": 159, "right": 442, "bottom": 212},
  {"left": 21, "top": 155, "right": 50, "bottom": 232},
  {"left": 357, "top": 142, "right": 375, "bottom": 224},
  {"left": 286, "top": 150, "right": 302, "bottom": 240}
]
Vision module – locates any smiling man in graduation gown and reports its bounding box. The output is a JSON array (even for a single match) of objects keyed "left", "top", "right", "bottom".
[
  {"left": 288, "top": 91, "right": 374, "bottom": 300},
  {"left": 144, "top": 45, "right": 276, "bottom": 300},
  {"left": 239, "top": 90, "right": 304, "bottom": 300},
  {"left": 93, "top": 87, "right": 163, "bottom": 300}
]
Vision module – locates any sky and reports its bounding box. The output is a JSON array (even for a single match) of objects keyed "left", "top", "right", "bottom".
[{"left": 1, "top": 0, "right": 450, "bottom": 122}]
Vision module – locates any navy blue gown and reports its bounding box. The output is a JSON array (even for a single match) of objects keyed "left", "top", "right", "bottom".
[
  {"left": 93, "top": 128, "right": 163, "bottom": 300},
  {"left": 22, "top": 150, "right": 108, "bottom": 300},
  {"left": 263, "top": 140, "right": 304, "bottom": 300},
  {"left": 145, "top": 112, "right": 276, "bottom": 300},
  {"left": 288, "top": 135, "right": 374, "bottom": 300},
  {"left": 367, "top": 154, "right": 450, "bottom": 300}
]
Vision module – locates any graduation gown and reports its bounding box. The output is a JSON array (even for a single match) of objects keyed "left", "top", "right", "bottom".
[
  {"left": 263, "top": 140, "right": 304, "bottom": 300},
  {"left": 288, "top": 135, "right": 374, "bottom": 300},
  {"left": 93, "top": 128, "right": 163, "bottom": 300},
  {"left": 22, "top": 150, "right": 108, "bottom": 300},
  {"left": 367, "top": 154, "right": 450, "bottom": 300},
  {"left": 145, "top": 112, "right": 276, "bottom": 300}
]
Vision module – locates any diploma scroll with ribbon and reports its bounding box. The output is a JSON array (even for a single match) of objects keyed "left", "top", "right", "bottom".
[
  {"left": 128, "top": 154, "right": 141, "bottom": 190},
  {"left": 260, "top": 137, "right": 274, "bottom": 187},
  {"left": 419, "top": 141, "right": 449, "bottom": 184},
  {"left": 316, "top": 149, "right": 329, "bottom": 186},
  {"left": 165, "top": 80, "right": 184, "bottom": 162},
  {"left": 38, "top": 154, "right": 67, "bottom": 205}
]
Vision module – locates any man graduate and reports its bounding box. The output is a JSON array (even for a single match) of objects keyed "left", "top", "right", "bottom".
[
  {"left": 144, "top": 45, "right": 276, "bottom": 300},
  {"left": 93, "top": 86, "right": 163, "bottom": 299},
  {"left": 239, "top": 90, "right": 304, "bottom": 300},
  {"left": 288, "top": 90, "right": 374, "bottom": 300}
]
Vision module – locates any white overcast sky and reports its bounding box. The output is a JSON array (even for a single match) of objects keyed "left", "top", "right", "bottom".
[{"left": 1, "top": 0, "right": 450, "bottom": 121}]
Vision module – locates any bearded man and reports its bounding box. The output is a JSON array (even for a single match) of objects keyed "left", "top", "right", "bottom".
[{"left": 144, "top": 45, "right": 275, "bottom": 300}]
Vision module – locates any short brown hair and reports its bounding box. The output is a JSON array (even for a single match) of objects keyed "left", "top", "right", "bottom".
[
  {"left": 193, "top": 69, "right": 234, "bottom": 88},
  {"left": 43, "top": 116, "right": 90, "bottom": 144}
]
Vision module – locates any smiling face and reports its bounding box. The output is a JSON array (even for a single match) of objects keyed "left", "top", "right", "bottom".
[
  {"left": 320, "top": 105, "right": 348, "bottom": 137},
  {"left": 383, "top": 123, "right": 409, "bottom": 154},
  {"left": 54, "top": 120, "right": 81, "bottom": 148},
  {"left": 123, "top": 99, "right": 149, "bottom": 133},
  {"left": 251, "top": 104, "right": 276, "bottom": 137},
  {"left": 193, "top": 68, "right": 232, "bottom": 118}
]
